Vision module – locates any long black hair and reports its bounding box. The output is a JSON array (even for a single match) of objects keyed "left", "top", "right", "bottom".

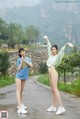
[
  {"left": 51, "top": 44, "right": 58, "bottom": 50},
  {"left": 18, "top": 48, "right": 25, "bottom": 57}
]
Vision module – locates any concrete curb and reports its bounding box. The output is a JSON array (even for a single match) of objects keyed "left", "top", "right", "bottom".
[{"left": 34, "top": 78, "right": 51, "bottom": 90}]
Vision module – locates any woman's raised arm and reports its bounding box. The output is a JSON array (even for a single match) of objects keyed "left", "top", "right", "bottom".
[
  {"left": 43, "top": 35, "right": 52, "bottom": 57},
  {"left": 56, "top": 42, "right": 73, "bottom": 66}
]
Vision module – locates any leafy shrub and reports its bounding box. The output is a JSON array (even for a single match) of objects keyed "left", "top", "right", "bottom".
[
  {"left": 0, "top": 75, "right": 15, "bottom": 87},
  {"left": 39, "top": 62, "right": 48, "bottom": 74},
  {"left": 74, "top": 90, "right": 80, "bottom": 97},
  {"left": 73, "top": 78, "right": 80, "bottom": 97},
  {"left": 0, "top": 51, "right": 10, "bottom": 75}
]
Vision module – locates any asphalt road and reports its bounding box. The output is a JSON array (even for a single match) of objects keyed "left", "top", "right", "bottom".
[{"left": 0, "top": 76, "right": 80, "bottom": 119}]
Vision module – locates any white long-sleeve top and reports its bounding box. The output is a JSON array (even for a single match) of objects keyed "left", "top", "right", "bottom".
[{"left": 47, "top": 39, "right": 67, "bottom": 67}]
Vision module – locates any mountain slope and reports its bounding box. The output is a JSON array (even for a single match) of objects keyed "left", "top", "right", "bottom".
[{"left": 1, "top": 0, "right": 80, "bottom": 46}]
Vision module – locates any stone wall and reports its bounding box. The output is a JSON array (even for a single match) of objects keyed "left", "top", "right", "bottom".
[{"left": 8, "top": 47, "right": 48, "bottom": 76}]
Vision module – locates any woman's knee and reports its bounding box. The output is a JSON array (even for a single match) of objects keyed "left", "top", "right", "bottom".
[
  {"left": 20, "top": 89, "right": 23, "bottom": 94},
  {"left": 51, "top": 88, "right": 58, "bottom": 94},
  {"left": 16, "top": 89, "right": 21, "bottom": 94}
]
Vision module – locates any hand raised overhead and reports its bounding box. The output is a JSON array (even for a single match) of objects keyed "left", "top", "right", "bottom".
[
  {"left": 66, "top": 43, "right": 73, "bottom": 48},
  {"left": 43, "top": 35, "right": 48, "bottom": 40}
]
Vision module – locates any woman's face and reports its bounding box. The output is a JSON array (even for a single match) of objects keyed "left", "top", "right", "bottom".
[
  {"left": 51, "top": 47, "right": 58, "bottom": 55},
  {"left": 19, "top": 50, "right": 25, "bottom": 57}
]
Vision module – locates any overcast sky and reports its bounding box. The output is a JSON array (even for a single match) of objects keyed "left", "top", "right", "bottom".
[{"left": 0, "top": 0, "right": 42, "bottom": 9}]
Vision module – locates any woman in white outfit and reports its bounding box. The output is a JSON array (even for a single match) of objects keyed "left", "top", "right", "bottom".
[{"left": 43, "top": 35, "right": 73, "bottom": 115}]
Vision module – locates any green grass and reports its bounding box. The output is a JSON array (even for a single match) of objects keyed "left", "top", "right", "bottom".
[
  {"left": 0, "top": 75, "right": 15, "bottom": 88},
  {"left": 38, "top": 74, "right": 80, "bottom": 97},
  {"left": 37, "top": 74, "right": 50, "bottom": 86}
]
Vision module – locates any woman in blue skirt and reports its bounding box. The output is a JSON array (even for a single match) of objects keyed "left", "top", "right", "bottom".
[{"left": 15, "top": 48, "right": 33, "bottom": 114}]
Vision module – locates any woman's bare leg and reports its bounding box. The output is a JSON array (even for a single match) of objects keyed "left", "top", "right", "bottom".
[
  {"left": 15, "top": 78, "right": 22, "bottom": 108},
  {"left": 48, "top": 73, "right": 57, "bottom": 107},
  {"left": 50, "top": 69, "right": 62, "bottom": 107},
  {"left": 20, "top": 80, "right": 26, "bottom": 104}
]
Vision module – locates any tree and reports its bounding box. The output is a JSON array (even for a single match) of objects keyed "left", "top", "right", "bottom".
[
  {"left": 69, "top": 47, "right": 80, "bottom": 74},
  {"left": 25, "top": 25, "right": 40, "bottom": 45},
  {"left": 13, "top": 24, "right": 24, "bottom": 46},
  {"left": 0, "top": 18, "right": 7, "bottom": 40},
  {"left": 57, "top": 47, "right": 80, "bottom": 83},
  {"left": 7, "top": 23, "right": 16, "bottom": 49},
  {"left": 7, "top": 23, "right": 24, "bottom": 49},
  {"left": 57, "top": 54, "right": 72, "bottom": 83}
]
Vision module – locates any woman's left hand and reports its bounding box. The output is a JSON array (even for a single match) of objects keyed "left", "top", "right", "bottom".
[{"left": 66, "top": 43, "right": 73, "bottom": 47}]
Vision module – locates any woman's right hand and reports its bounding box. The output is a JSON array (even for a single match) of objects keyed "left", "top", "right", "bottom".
[{"left": 43, "top": 35, "right": 48, "bottom": 40}]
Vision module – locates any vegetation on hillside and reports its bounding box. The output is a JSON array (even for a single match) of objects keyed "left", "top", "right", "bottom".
[{"left": 0, "top": 18, "right": 40, "bottom": 49}]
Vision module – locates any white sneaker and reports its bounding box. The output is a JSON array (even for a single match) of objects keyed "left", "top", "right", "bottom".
[
  {"left": 47, "top": 106, "right": 57, "bottom": 112},
  {"left": 56, "top": 107, "right": 65, "bottom": 115},
  {"left": 22, "top": 104, "right": 27, "bottom": 110},
  {"left": 17, "top": 104, "right": 27, "bottom": 110},
  {"left": 17, "top": 108, "right": 28, "bottom": 114}
]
